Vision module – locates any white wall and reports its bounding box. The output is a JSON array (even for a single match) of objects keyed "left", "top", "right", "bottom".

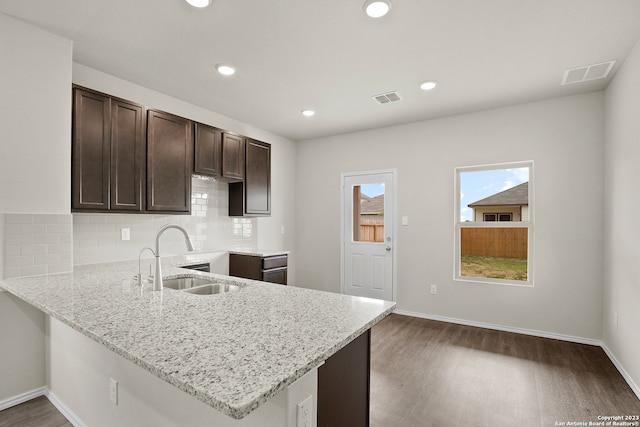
[
  {"left": 0, "top": 14, "right": 72, "bottom": 215},
  {"left": 603, "top": 36, "right": 640, "bottom": 394},
  {"left": 47, "top": 317, "right": 317, "bottom": 427},
  {"left": 296, "top": 92, "right": 605, "bottom": 340},
  {"left": 0, "top": 13, "right": 72, "bottom": 402}
]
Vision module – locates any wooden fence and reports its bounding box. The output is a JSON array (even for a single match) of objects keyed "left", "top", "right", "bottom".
[
  {"left": 461, "top": 227, "right": 528, "bottom": 258},
  {"left": 359, "top": 221, "right": 384, "bottom": 242}
]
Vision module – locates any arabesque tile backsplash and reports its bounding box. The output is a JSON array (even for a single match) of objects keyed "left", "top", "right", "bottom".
[{"left": 3, "top": 177, "right": 257, "bottom": 278}]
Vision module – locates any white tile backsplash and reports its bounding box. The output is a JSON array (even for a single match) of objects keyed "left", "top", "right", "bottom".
[
  {"left": 72, "top": 178, "right": 257, "bottom": 265},
  {"left": 3, "top": 213, "right": 74, "bottom": 278},
  {"left": 2, "top": 178, "right": 254, "bottom": 277}
]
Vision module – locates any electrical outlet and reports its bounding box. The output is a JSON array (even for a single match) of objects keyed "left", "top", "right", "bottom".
[
  {"left": 121, "top": 228, "right": 131, "bottom": 241},
  {"left": 110, "top": 378, "right": 118, "bottom": 405},
  {"left": 430, "top": 284, "right": 437, "bottom": 295},
  {"left": 296, "top": 395, "right": 312, "bottom": 427}
]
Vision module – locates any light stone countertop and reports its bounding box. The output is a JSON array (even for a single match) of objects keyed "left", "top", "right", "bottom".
[{"left": 0, "top": 260, "right": 395, "bottom": 419}]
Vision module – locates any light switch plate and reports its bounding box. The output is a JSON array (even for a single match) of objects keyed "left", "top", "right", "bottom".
[
  {"left": 121, "top": 228, "right": 131, "bottom": 241},
  {"left": 110, "top": 378, "right": 118, "bottom": 405},
  {"left": 402, "top": 216, "right": 409, "bottom": 226},
  {"left": 296, "top": 395, "right": 312, "bottom": 427}
]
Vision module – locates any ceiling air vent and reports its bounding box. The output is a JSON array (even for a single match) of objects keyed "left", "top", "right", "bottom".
[
  {"left": 373, "top": 91, "right": 402, "bottom": 104},
  {"left": 561, "top": 60, "right": 616, "bottom": 85}
]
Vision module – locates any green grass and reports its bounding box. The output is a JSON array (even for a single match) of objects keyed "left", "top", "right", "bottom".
[{"left": 460, "top": 254, "right": 528, "bottom": 281}]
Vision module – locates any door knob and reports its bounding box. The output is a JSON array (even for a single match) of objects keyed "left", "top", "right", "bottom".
[{"left": 386, "top": 246, "right": 391, "bottom": 252}]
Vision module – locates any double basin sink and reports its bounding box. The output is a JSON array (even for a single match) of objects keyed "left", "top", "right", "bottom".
[{"left": 162, "top": 276, "right": 240, "bottom": 295}]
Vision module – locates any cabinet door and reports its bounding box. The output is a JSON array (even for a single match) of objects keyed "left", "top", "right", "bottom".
[
  {"left": 72, "top": 88, "right": 111, "bottom": 211},
  {"left": 110, "top": 99, "right": 145, "bottom": 211},
  {"left": 194, "top": 123, "right": 221, "bottom": 176},
  {"left": 146, "top": 110, "right": 193, "bottom": 213},
  {"left": 221, "top": 133, "right": 245, "bottom": 180},
  {"left": 245, "top": 139, "right": 271, "bottom": 215}
]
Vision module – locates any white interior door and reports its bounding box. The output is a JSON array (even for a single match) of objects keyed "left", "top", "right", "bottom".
[{"left": 342, "top": 170, "right": 395, "bottom": 301}]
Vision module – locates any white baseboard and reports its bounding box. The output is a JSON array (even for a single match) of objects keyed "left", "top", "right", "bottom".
[
  {"left": 393, "top": 309, "right": 640, "bottom": 401},
  {"left": 0, "top": 386, "right": 84, "bottom": 427},
  {"left": 393, "top": 309, "right": 602, "bottom": 346},
  {"left": 45, "top": 389, "right": 86, "bottom": 427},
  {"left": 601, "top": 343, "right": 640, "bottom": 401},
  {"left": 0, "top": 386, "right": 46, "bottom": 411}
]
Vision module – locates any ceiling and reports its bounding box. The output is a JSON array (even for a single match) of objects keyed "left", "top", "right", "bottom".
[{"left": 2, "top": 0, "right": 640, "bottom": 141}]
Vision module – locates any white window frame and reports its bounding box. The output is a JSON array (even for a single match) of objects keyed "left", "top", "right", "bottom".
[{"left": 454, "top": 161, "right": 534, "bottom": 287}]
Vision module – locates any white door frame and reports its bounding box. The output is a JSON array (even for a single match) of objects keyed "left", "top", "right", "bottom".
[{"left": 340, "top": 168, "right": 398, "bottom": 301}]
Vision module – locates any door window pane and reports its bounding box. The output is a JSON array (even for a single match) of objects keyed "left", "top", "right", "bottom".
[{"left": 353, "top": 183, "right": 384, "bottom": 242}]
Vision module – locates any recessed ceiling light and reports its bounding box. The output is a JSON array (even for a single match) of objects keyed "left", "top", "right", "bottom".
[
  {"left": 216, "top": 64, "right": 236, "bottom": 76},
  {"left": 420, "top": 80, "right": 438, "bottom": 91},
  {"left": 363, "top": 0, "right": 392, "bottom": 18},
  {"left": 185, "top": 0, "right": 211, "bottom": 8},
  {"left": 301, "top": 109, "right": 316, "bottom": 117}
]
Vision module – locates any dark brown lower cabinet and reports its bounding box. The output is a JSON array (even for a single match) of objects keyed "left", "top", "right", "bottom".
[
  {"left": 229, "top": 253, "right": 287, "bottom": 285},
  {"left": 318, "top": 329, "right": 371, "bottom": 427}
]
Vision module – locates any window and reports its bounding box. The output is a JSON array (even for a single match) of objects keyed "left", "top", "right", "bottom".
[
  {"left": 483, "top": 213, "right": 513, "bottom": 222},
  {"left": 352, "top": 183, "right": 385, "bottom": 242},
  {"left": 454, "top": 161, "right": 534, "bottom": 286}
]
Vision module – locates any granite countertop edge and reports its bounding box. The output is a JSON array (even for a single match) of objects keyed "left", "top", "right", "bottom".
[{"left": 0, "top": 261, "right": 395, "bottom": 420}]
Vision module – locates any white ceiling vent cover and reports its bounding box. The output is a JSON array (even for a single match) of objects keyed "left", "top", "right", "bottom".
[
  {"left": 373, "top": 91, "right": 402, "bottom": 104},
  {"left": 562, "top": 60, "right": 616, "bottom": 85}
]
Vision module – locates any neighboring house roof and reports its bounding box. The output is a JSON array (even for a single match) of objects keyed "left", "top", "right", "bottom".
[
  {"left": 468, "top": 182, "right": 528, "bottom": 207},
  {"left": 361, "top": 194, "right": 384, "bottom": 215}
]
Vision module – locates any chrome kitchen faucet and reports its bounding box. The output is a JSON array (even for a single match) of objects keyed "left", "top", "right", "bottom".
[{"left": 153, "top": 224, "right": 195, "bottom": 291}]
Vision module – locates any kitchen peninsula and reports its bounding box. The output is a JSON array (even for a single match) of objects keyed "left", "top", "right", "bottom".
[{"left": 0, "top": 260, "right": 395, "bottom": 426}]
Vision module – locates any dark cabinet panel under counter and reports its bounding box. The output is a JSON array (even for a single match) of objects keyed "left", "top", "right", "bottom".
[{"left": 229, "top": 252, "right": 288, "bottom": 285}]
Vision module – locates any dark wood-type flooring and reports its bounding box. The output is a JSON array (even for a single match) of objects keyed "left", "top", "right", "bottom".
[
  {"left": 0, "top": 396, "right": 71, "bottom": 427},
  {"left": 2, "top": 313, "right": 639, "bottom": 427},
  {"left": 371, "top": 314, "right": 640, "bottom": 427}
]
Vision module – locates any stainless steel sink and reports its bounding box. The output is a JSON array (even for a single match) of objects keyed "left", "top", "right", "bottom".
[
  {"left": 182, "top": 283, "right": 240, "bottom": 295},
  {"left": 163, "top": 276, "right": 213, "bottom": 290}
]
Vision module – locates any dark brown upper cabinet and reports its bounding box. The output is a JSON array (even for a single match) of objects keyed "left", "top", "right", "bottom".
[
  {"left": 221, "top": 132, "right": 245, "bottom": 180},
  {"left": 146, "top": 110, "right": 193, "bottom": 213},
  {"left": 229, "top": 139, "right": 271, "bottom": 217},
  {"left": 194, "top": 123, "right": 221, "bottom": 177},
  {"left": 72, "top": 87, "right": 144, "bottom": 212}
]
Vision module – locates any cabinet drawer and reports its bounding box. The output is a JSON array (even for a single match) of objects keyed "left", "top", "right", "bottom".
[
  {"left": 262, "top": 255, "right": 287, "bottom": 270},
  {"left": 262, "top": 267, "right": 287, "bottom": 285}
]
